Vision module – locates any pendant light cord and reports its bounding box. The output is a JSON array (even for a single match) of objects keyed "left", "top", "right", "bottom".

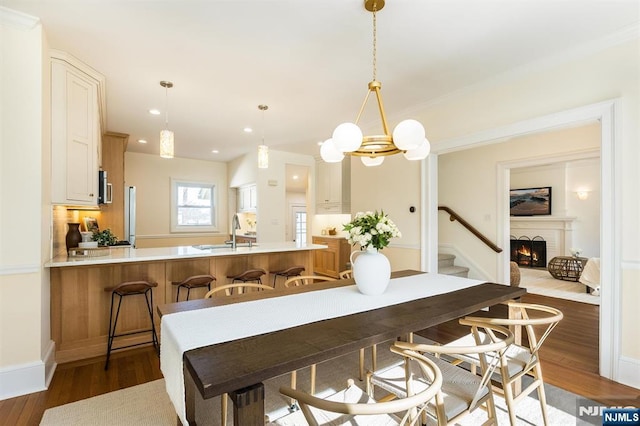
[
  {"left": 164, "top": 85, "right": 169, "bottom": 129},
  {"left": 372, "top": 3, "right": 377, "bottom": 82}
]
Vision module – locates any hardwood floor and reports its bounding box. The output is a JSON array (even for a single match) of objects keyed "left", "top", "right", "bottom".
[{"left": 1, "top": 293, "right": 638, "bottom": 425}]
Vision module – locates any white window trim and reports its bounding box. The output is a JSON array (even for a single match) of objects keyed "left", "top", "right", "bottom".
[{"left": 170, "top": 178, "right": 218, "bottom": 233}]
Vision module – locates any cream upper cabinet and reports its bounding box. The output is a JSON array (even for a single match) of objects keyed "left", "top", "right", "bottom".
[
  {"left": 51, "top": 51, "right": 106, "bottom": 206},
  {"left": 238, "top": 184, "right": 257, "bottom": 212},
  {"left": 316, "top": 160, "right": 351, "bottom": 214}
]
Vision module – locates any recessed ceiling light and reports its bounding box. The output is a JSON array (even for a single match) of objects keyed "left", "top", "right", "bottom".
[
  {"left": 138, "top": 139, "right": 147, "bottom": 144},
  {"left": 292, "top": 175, "right": 299, "bottom": 180},
  {"left": 211, "top": 149, "right": 219, "bottom": 154},
  {"left": 149, "top": 109, "right": 161, "bottom": 115},
  {"left": 244, "top": 127, "right": 253, "bottom": 133}
]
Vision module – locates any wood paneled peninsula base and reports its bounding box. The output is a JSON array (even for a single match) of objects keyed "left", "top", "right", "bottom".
[{"left": 45, "top": 243, "right": 325, "bottom": 363}]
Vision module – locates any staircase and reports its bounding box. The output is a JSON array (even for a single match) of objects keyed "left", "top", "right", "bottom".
[{"left": 438, "top": 253, "right": 469, "bottom": 278}]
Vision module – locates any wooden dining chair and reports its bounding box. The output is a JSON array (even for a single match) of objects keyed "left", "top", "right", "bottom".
[
  {"left": 204, "top": 282, "right": 274, "bottom": 425},
  {"left": 339, "top": 268, "right": 379, "bottom": 382},
  {"left": 368, "top": 319, "right": 514, "bottom": 426},
  {"left": 278, "top": 346, "right": 443, "bottom": 425},
  {"left": 283, "top": 275, "right": 335, "bottom": 288},
  {"left": 452, "top": 302, "right": 564, "bottom": 426},
  {"left": 282, "top": 274, "right": 336, "bottom": 406},
  {"left": 339, "top": 269, "right": 352, "bottom": 279},
  {"left": 204, "top": 282, "right": 273, "bottom": 298}
]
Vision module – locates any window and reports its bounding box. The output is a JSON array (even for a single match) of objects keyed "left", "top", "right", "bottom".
[
  {"left": 171, "top": 179, "right": 217, "bottom": 232},
  {"left": 295, "top": 211, "right": 307, "bottom": 244}
]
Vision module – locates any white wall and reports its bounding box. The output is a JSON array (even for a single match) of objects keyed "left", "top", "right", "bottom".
[
  {"left": 124, "top": 151, "right": 229, "bottom": 246},
  {"left": 0, "top": 9, "right": 54, "bottom": 399},
  {"left": 565, "top": 159, "right": 601, "bottom": 257}
]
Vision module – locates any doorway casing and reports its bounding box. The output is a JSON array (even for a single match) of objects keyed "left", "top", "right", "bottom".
[{"left": 421, "top": 99, "right": 620, "bottom": 381}]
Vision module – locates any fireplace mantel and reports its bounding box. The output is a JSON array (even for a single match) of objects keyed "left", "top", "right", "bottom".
[
  {"left": 510, "top": 216, "right": 576, "bottom": 262},
  {"left": 510, "top": 216, "right": 576, "bottom": 223}
]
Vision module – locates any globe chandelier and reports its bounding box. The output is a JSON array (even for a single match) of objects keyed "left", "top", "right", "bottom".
[{"left": 321, "top": 0, "right": 430, "bottom": 167}]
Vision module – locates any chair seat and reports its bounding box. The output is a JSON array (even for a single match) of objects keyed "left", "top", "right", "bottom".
[
  {"left": 274, "top": 382, "right": 398, "bottom": 426},
  {"left": 171, "top": 274, "right": 215, "bottom": 288},
  {"left": 104, "top": 280, "right": 157, "bottom": 295},
  {"left": 369, "top": 353, "right": 489, "bottom": 421},
  {"left": 272, "top": 265, "right": 305, "bottom": 277},
  {"left": 227, "top": 268, "right": 266, "bottom": 281},
  {"left": 442, "top": 332, "right": 535, "bottom": 378}
]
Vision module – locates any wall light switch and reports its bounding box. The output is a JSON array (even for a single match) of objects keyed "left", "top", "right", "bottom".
[{"left": 268, "top": 179, "right": 278, "bottom": 186}]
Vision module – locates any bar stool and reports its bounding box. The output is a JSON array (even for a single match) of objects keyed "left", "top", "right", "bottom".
[
  {"left": 104, "top": 280, "right": 158, "bottom": 370},
  {"left": 226, "top": 268, "right": 266, "bottom": 295},
  {"left": 271, "top": 265, "right": 305, "bottom": 288},
  {"left": 172, "top": 274, "right": 216, "bottom": 302}
]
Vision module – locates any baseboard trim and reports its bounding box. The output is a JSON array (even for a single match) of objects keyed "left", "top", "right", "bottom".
[
  {"left": 44, "top": 340, "right": 57, "bottom": 388},
  {"left": 617, "top": 356, "right": 640, "bottom": 390},
  {"left": 0, "top": 341, "right": 55, "bottom": 401}
]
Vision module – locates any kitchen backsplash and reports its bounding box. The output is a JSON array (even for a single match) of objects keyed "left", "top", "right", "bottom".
[
  {"left": 312, "top": 213, "right": 351, "bottom": 237},
  {"left": 52, "top": 206, "right": 102, "bottom": 257}
]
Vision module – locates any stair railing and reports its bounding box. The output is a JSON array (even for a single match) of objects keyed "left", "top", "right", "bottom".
[{"left": 438, "top": 206, "right": 503, "bottom": 253}]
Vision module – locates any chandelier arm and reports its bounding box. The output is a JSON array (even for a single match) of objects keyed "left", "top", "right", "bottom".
[
  {"left": 372, "top": 85, "right": 390, "bottom": 136},
  {"left": 354, "top": 88, "right": 374, "bottom": 125}
]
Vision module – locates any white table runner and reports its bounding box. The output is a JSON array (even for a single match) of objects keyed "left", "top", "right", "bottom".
[{"left": 160, "top": 272, "right": 484, "bottom": 425}]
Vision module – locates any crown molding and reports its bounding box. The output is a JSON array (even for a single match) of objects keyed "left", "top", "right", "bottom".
[{"left": 0, "top": 6, "right": 40, "bottom": 30}]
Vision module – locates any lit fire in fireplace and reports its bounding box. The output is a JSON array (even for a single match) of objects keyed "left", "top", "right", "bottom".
[{"left": 511, "top": 237, "right": 546, "bottom": 267}]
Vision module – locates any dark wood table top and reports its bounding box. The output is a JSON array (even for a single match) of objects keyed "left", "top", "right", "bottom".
[{"left": 181, "top": 270, "right": 526, "bottom": 399}]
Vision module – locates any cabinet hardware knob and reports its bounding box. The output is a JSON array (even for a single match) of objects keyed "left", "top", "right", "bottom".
[{"left": 89, "top": 193, "right": 94, "bottom": 197}]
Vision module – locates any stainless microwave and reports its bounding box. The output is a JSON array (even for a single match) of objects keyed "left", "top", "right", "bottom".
[{"left": 98, "top": 170, "right": 112, "bottom": 204}]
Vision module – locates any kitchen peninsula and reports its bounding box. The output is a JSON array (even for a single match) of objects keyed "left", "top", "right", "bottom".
[{"left": 45, "top": 242, "right": 326, "bottom": 363}]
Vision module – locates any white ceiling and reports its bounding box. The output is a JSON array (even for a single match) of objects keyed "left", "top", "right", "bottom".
[{"left": 5, "top": 0, "right": 639, "bottom": 162}]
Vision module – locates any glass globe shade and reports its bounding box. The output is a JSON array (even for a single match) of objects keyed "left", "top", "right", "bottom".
[
  {"left": 320, "top": 138, "right": 345, "bottom": 163},
  {"left": 361, "top": 156, "right": 385, "bottom": 167},
  {"left": 403, "top": 138, "right": 431, "bottom": 160},
  {"left": 332, "top": 123, "right": 363, "bottom": 152},
  {"left": 392, "top": 119, "right": 425, "bottom": 151}
]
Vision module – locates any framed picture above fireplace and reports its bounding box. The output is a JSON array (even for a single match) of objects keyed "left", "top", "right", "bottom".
[{"left": 510, "top": 186, "right": 552, "bottom": 216}]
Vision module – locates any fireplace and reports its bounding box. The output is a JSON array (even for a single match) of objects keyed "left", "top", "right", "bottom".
[{"left": 510, "top": 236, "right": 547, "bottom": 268}]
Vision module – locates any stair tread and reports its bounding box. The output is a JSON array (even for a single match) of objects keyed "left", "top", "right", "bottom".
[{"left": 438, "top": 265, "right": 470, "bottom": 274}]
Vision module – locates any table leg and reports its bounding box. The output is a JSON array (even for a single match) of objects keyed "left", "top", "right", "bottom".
[
  {"left": 184, "top": 364, "right": 198, "bottom": 425},
  {"left": 229, "top": 382, "right": 265, "bottom": 426}
]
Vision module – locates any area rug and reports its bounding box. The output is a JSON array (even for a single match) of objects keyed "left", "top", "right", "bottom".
[
  {"left": 519, "top": 267, "right": 600, "bottom": 305},
  {"left": 41, "top": 340, "right": 600, "bottom": 426}
]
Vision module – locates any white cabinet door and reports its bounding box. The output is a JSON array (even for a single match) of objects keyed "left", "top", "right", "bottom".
[
  {"left": 51, "top": 58, "right": 100, "bottom": 205},
  {"left": 316, "top": 161, "right": 350, "bottom": 214},
  {"left": 249, "top": 185, "right": 257, "bottom": 210},
  {"left": 238, "top": 184, "right": 257, "bottom": 212}
]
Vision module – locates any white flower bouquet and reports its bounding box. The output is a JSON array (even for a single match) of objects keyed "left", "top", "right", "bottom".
[{"left": 343, "top": 210, "right": 401, "bottom": 251}]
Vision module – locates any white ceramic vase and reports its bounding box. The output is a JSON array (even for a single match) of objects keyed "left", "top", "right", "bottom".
[{"left": 350, "top": 247, "right": 391, "bottom": 295}]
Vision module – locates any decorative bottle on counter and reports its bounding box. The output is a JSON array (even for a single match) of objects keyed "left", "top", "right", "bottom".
[{"left": 65, "top": 223, "right": 82, "bottom": 252}]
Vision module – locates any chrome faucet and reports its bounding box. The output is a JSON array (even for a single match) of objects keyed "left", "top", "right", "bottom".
[{"left": 231, "top": 213, "right": 241, "bottom": 249}]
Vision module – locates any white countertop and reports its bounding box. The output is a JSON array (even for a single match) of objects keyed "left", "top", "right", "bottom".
[{"left": 45, "top": 242, "right": 328, "bottom": 268}]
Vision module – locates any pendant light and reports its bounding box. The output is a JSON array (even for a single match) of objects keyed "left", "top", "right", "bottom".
[
  {"left": 159, "top": 80, "right": 174, "bottom": 159},
  {"left": 321, "top": 0, "right": 430, "bottom": 166},
  {"left": 257, "top": 104, "right": 269, "bottom": 169}
]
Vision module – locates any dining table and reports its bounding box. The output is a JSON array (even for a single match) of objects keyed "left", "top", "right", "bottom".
[{"left": 158, "top": 270, "right": 526, "bottom": 426}]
